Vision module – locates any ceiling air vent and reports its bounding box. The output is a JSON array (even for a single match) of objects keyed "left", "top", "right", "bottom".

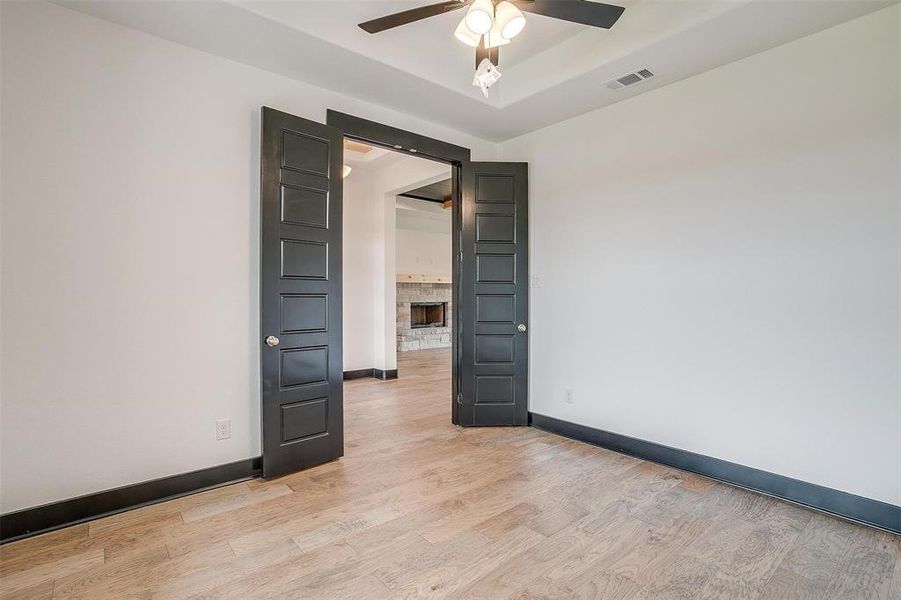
[
  {"left": 606, "top": 67, "right": 655, "bottom": 90},
  {"left": 616, "top": 73, "right": 642, "bottom": 86}
]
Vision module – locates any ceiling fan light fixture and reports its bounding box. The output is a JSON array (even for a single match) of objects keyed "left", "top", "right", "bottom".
[
  {"left": 484, "top": 20, "right": 511, "bottom": 49},
  {"left": 465, "top": 0, "right": 494, "bottom": 35},
  {"left": 472, "top": 57, "right": 502, "bottom": 98},
  {"left": 454, "top": 16, "right": 482, "bottom": 47},
  {"left": 494, "top": 1, "right": 525, "bottom": 39}
]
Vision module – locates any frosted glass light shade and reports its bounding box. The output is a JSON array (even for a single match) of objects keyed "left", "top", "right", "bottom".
[
  {"left": 465, "top": 0, "right": 494, "bottom": 35},
  {"left": 484, "top": 20, "right": 511, "bottom": 49},
  {"left": 495, "top": 1, "right": 525, "bottom": 39},
  {"left": 454, "top": 17, "right": 481, "bottom": 47}
]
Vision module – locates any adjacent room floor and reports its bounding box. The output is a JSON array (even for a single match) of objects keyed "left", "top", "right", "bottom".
[{"left": 1, "top": 348, "right": 898, "bottom": 599}]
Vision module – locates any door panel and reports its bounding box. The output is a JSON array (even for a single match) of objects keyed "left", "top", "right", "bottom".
[
  {"left": 261, "top": 107, "right": 343, "bottom": 478},
  {"left": 460, "top": 162, "right": 528, "bottom": 426}
]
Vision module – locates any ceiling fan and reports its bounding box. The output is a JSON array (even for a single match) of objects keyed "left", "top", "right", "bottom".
[{"left": 359, "top": 0, "right": 625, "bottom": 97}]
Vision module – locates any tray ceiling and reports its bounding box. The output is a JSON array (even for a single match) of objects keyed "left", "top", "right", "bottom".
[{"left": 56, "top": 0, "right": 894, "bottom": 141}]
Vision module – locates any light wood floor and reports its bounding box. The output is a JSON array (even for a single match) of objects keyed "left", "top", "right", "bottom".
[{"left": 2, "top": 347, "right": 898, "bottom": 599}]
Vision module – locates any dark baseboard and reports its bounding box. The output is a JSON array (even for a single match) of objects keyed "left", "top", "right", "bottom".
[
  {"left": 1, "top": 457, "right": 261, "bottom": 544},
  {"left": 530, "top": 412, "right": 900, "bottom": 535},
  {"left": 343, "top": 368, "right": 375, "bottom": 380},
  {"left": 374, "top": 368, "right": 398, "bottom": 380},
  {"left": 343, "top": 368, "right": 398, "bottom": 381}
]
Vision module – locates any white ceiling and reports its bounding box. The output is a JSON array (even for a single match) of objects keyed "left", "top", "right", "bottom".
[
  {"left": 237, "top": 0, "right": 592, "bottom": 91},
  {"left": 57, "top": 0, "right": 895, "bottom": 141},
  {"left": 344, "top": 144, "right": 403, "bottom": 169}
]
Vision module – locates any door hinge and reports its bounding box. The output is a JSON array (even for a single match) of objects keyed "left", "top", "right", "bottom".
[
  {"left": 457, "top": 392, "right": 464, "bottom": 405},
  {"left": 458, "top": 251, "right": 463, "bottom": 263}
]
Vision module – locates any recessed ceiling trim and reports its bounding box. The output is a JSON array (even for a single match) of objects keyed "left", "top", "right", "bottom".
[{"left": 55, "top": 0, "right": 896, "bottom": 142}]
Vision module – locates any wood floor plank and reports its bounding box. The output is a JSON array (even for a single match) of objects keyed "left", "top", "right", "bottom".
[
  {"left": 822, "top": 523, "right": 898, "bottom": 599},
  {"left": 151, "top": 541, "right": 304, "bottom": 600},
  {"left": 757, "top": 567, "right": 831, "bottom": 599},
  {"left": 191, "top": 540, "right": 361, "bottom": 600},
  {"left": 877, "top": 542, "right": 901, "bottom": 600},
  {"left": 778, "top": 513, "right": 856, "bottom": 586},
  {"left": 0, "top": 525, "right": 89, "bottom": 567},
  {"left": 290, "top": 502, "right": 406, "bottom": 553},
  {"left": 696, "top": 502, "right": 810, "bottom": 599},
  {"left": 179, "top": 483, "right": 293, "bottom": 524},
  {"left": 0, "top": 548, "right": 104, "bottom": 597},
  {"left": 508, "top": 570, "right": 647, "bottom": 600},
  {"left": 0, "top": 348, "right": 896, "bottom": 599},
  {"left": 456, "top": 504, "right": 647, "bottom": 599},
  {"left": 606, "top": 512, "right": 712, "bottom": 588},
  {"left": 473, "top": 502, "right": 541, "bottom": 541},
  {"left": 503, "top": 507, "right": 649, "bottom": 598},
  {"left": 391, "top": 526, "right": 543, "bottom": 600},
  {"left": 280, "top": 533, "right": 431, "bottom": 599},
  {"left": 51, "top": 541, "right": 234, "bottom": 599},
  {"left": 0, "top": 580, "right": 55, "bottom": 600},
  {"left": 343, "top": 505, "right": 449, "bottom": 556},
  {"left": 284, "top": 573, "right": 394, "bottom": 600}
]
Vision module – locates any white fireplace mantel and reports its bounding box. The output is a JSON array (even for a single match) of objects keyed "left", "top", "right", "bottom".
[{"left": 395, "top": 273, "right": 451, "bottom": 284}]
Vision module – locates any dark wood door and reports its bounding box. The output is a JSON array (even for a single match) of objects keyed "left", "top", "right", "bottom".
[
  {"left": 459, "top": 162, "right": 529, "bottom": 426},
  {"left": 260, "top": 107, "right": 343, "bottom": 478}
]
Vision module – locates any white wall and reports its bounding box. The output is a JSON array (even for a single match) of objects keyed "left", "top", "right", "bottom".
[
  {"left": 500, "top": 6, "right": 900, "bottom": 506},
  {"left": 341, "top": 169, "right": 376, "bottom": 372},
  {"left": 396, "top": 206, "right": 453, "bottom": 279},
  {"left": 0, "top": 1, "right": 495, "bottom": 513}
]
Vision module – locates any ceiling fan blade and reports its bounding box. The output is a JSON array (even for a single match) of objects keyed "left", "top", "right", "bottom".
[
  {"left": 359, "top": 1, "right": 467, "bottom": 34},
  {"left": 513, "top": 0, "right": 625, "bottom": 29}
]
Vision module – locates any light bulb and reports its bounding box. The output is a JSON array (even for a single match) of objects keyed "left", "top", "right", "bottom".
[
  {"left": 465, "top": 0, "right": 494, "bottom": 35},
  {"left": 454, "top": 16, "right": 481, "bottom": 47},
  {"left": 495, "top": 1, "right": 525, "bottom": 39}
]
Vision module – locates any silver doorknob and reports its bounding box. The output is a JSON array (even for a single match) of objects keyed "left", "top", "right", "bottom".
[
  {"left": 265, "top": 335, "right": 280, "bottom": 347},
  {"left": 517, "top": 324, "right": 527, "bottom": 333}
]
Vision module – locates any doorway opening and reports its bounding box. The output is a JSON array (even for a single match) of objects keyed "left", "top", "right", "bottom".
[
  {"left": 328, "top": 109, "right": 471, "bottom": 426},
  {"left": 340, "top": 134, "right": 455, "bottom": 426}
]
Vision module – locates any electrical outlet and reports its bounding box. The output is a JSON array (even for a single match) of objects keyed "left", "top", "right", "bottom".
[
  {"left": 215, "top": 419, "right": 231, "bottom": 440},
  {"left": 531, "top": 275, "right": 542, "bottom": 289},
  {"left": 564, "top": 389, "right": 574, "bottom": 404}
]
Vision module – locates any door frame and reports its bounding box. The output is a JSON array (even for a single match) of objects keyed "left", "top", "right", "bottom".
[{"left": 325, "top": 110, "right": 469, "bottom": 425}]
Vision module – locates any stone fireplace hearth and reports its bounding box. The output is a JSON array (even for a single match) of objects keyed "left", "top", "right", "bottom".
[{"left": 397, "top": 282, "right": 452, "bottom": 352}]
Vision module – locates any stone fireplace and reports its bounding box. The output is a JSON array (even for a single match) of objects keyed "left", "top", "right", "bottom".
[
  {"left": 397, "top": 282, "right": 452, "bottom": 351},
  {"left": 411, "top": 302, "right": 446, "bottom": 329}
]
